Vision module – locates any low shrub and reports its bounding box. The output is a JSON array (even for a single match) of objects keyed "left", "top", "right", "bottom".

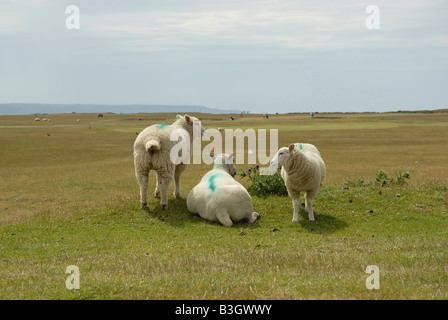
[{"left": 239, "top": 165, "right": 288, "bottom": 197}]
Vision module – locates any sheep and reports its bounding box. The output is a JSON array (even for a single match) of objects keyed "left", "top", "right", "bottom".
[
  {"left": 217, "top": 127, "right": 224, "bottom": 132},
  {"left": 187, "top": 153, "right": 260, "bottom": 227},
  {"left": 77, "top": 119, "right": 81, "bottom": 123},
  {"left": 270, "top": 143, "right": 326, "bottom": 222},
  {"left": 134, "top": 114, "right": 205, "bottom": 210},
  {"left": 34, "top": 118, "right": 40, "bottom": 122}
]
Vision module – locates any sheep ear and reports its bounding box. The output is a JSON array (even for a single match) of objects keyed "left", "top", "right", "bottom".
[
  {"left": 289, "top": 144, "right": 295, "bottom": 152},
  {"left": 184, "top": 115, "right": 191, "bottom": 123},
  {"left": 225, "top": 153, "right": 234, "bottom": 164}
]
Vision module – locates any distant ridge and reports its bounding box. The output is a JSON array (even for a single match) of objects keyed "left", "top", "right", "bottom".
[{"left": 0, "top": 103, "right": 241, "bottom": 115}]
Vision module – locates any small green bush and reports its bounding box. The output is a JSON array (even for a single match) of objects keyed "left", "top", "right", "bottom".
[
  {"left": 345, "top": 169, "right": 411, "bottom": 188},
  {"left": 239, "top": 165, "right": 288, "bottom": 197},
  {"left": 375, "top": 169, "right": 392, "bottom": 186},
  {"left": 394, "top": 170, "right": 411, "bottom": 185}
]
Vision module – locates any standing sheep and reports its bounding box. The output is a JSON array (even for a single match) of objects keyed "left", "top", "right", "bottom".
[
  {"left": 187, "top": 153, "right": 260, "bottom": 227},
  {"left": 134, "top": 114, "right": 204, "bottom": 210},
  {"left": 270, "top": 143, "right": 326, "bottom": 222}
]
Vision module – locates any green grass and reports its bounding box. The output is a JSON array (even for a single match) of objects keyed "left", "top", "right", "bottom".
[
  {"left": 1, "top": 112, "right": 448, "bottom": 299},
  {"left": 1, "top": 184, "right": 447, "bottom": 299}
]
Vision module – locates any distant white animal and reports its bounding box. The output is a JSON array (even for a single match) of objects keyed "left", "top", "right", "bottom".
[
  {"left": 42, "top": 118, "right": 48, "bottom": 121},
  {"left": 270, "top": 143, "right": 326, "bottom": 222},
  {"left": 217, "top": 127, "right": 224, "bottom": 132},
  {"left": 34, "top": 118, "right": 40, "bottom": 122},
  {"left": 134, "top": 114, "right": 205, "bottom": 210},
  {"left": 187, "top": 153, "right": 260, "bottom": 227},
  {"left": 77, "top": 119, "right": 81, "bottom": 123}
]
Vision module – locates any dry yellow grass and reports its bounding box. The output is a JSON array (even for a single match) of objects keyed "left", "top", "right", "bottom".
[{"left": 1, "top": 111, "right": 447, "bottom": 223}]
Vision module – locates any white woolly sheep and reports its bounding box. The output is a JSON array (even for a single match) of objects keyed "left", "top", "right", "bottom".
[
  {"left": 187, "top": 153, "right": 260, "bottom": 227},
  {"left": 34, "top": 118, "right": 40, "bottom": 122},
  {"left": 134, "top": 114, "right": 205, "bottom": 210},
  {"left": 270, "top": 143, "right": 326, "bottom": 222}
]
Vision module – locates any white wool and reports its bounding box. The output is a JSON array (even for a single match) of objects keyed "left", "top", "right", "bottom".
[
  {"left": 187, "top": 154, "right": 260, "bottom": 227},
  {"left": 133, "top": 114, "right": 204, "bottom": 210},
  {"left": 270, "top": 143, "right": 326, "bottom": 222}
]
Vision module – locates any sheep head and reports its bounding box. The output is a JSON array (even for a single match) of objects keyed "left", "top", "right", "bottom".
[
  {"left": 270, "top": 144, "right": 295, "bottom": 168},
  {"left": 176, "top": 114, "right": 205, "bottom": 139},
  {"left": 211, "top": 153, "right": 237, "bottom": 178}
]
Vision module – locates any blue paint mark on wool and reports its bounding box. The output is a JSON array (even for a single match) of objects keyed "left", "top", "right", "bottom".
[
  {"left": 155, "top": 124, "right": 170, "bottom": 130},
  {"left": 295, "top": 143, "right": 303, "bottom": 150},
  {"left": 208, "top": 174, "right": 219, "bottom": 192}
]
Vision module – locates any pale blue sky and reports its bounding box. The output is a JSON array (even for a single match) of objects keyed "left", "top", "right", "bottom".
[{"left": 0, "top": 0, "right": 447, "bottom": 113}]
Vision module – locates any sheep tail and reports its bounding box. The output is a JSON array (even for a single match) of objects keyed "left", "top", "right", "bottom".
[{"left": 145, "top": 140, "right": 161, "bottom": 153}]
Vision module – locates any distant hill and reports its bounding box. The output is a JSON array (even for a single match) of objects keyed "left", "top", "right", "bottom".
[{"left": 0, "top": 103, "right": 241, "bottom": 115}]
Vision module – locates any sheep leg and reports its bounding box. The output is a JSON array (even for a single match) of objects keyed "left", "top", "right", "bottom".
[
  {"left": 158, "top": 174, "right": 173, "bottom": 210},
  {"left": 173, "top": 163, "right": 187, "bottom": 199},
  {"left": 134, "top": 155, "right": 150, "bottom": 208},
  {"left": 154, "top": 173, "right": 160, "bottom": 198},
  {"left": 216, "top": 210, "right": 233, "bottom": 227},
  {"left": 305, "top": 190, "right": 317, "bottom": 221},
  {"left": 136, "top": 172, "right": 149, "bottom": 209},
  {"left": 292, "top": 197, "right": 300, "bottom": 222}
]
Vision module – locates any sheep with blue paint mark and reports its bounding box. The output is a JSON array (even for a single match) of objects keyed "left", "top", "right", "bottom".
[
  {"left": 187, "top": 153, "right": 260, "bottom": 227},
  {"left": 270, "top": 143, "right": 326, "bottom": 222},
  {"left": 134, "top": 114, "right": 205, "bottom": 210}
]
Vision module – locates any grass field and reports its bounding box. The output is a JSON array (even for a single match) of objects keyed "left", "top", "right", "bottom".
[{"left": 1, "top": 111, "right": 447, "bottom": 299}]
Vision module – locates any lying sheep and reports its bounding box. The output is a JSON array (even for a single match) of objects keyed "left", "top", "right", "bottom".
[
  {"left": 134, "top": 114, "right": 204, "bottom": 210},
  {"left": 270, "top": 143, "right": 326, "bottom": 222},
  {"left": 187, "top": 153, "right": 260, "bottom": 227}
]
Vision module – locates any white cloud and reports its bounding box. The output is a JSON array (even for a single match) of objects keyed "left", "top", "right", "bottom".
[
  {"left": 75, "top": 0, "right": 446, "bottom": 52},
  {"left": 1, "top": 0, "right": 446, "bottom": 51}
]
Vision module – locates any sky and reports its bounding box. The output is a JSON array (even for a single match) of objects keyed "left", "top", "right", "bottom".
[{"left": 0, "top": 0, "right": 447, "bottom": 113}]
